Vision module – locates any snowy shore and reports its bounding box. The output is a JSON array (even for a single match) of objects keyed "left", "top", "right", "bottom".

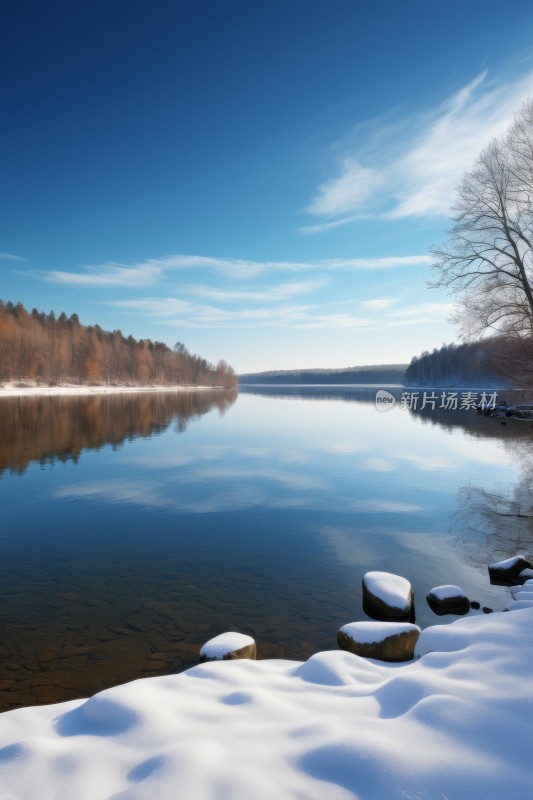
[
  {"left": 0, "top": 382, "right": 225, "bottom": 398},
  {"left": 1, "top": 608, "right": 532, "bottom": 799}
]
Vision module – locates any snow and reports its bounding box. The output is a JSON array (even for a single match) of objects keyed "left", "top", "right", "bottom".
[
  {"left": 488, "top": 554, "right": 527, "bottom": 570},
  {"left": 363, "top": 571, "right": 412, "bottom": 610},
  {"left": 2, "top": 609, "right": 533, "bottom": 799},
  {"left": 519, "top": 567, "right": 533, "bottom": 579},
  {"left": 339, "top": 621, "right": 420, "bottom": 645},
  {"left": 510, "top": 586, "right": 533, "bottom": 600},
  {"left": 199, "top": 632, "right": 255, "bottom": 659},
  {"left": 0, "top": 382, "right": 218, "bottom": 398},
  {"left": 504, "top": 599, "right": 533, "bottom": 611},
  {"left": 427, "top": 584, "right": 467, "bottom": 600}
]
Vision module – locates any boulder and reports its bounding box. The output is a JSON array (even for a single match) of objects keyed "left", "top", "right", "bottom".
[
  {"left": 488, "top": 555, "right": 532, "bottom": 585},
  {"left": 337, "top": 621, "right": 420, "bottom": 662},
  {"left": 426, "top": 585, "right": 470, "bottom": 616},
  {"left": 199, "top": 632, "right": 256, "bottom": 664},
  {"left": 362, "top": 571, "right": 414, "bottom": 622}
]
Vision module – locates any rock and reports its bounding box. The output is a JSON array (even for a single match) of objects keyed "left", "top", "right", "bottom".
[
  {"left": 488, "top": 555, "right": 532, "bottom": 585},
  {"left": 426, "top": 585, "right": 470, "bottom": 616},
  {"left": 362, "top": 571, "right": 414, "bottom": 622},
  {"left": 337, "top": 621, "right": 420, "bottom": 662},
  {"left": 199, "top": 632, "right": 256, "bottom": 663},
  {"left": 470, "top": 601, "right": 480, "bottom": 610},
  {"left": 482, "top": 607, "right": 493, "bottom": 614}
]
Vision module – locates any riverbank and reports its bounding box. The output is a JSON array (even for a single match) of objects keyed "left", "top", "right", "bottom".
[
  {"left": 0, "top": 607, "right": 532, "bottom": 799},
  {"left": 0, "top": 381, "right": 230, "bottom": 398}
]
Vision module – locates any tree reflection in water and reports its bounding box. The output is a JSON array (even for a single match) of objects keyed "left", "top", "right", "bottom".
[{"left": 0, "top": 390, "right": 238, "bottom": 476}]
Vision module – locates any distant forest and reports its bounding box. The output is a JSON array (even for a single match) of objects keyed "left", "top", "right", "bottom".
[
  {"left": 238, "top": 364, "right": 407, "bottom": 385},
  {"left": 404, "top": 337, "right": 532, "bottom": 387},
  {"left": 0, "top": 300, "right": 237, "bottom": 388}
]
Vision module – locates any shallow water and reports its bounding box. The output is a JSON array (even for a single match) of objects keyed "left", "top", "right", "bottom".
[{"left": 1, "top": 386, "right": 532, "bottom": 711}]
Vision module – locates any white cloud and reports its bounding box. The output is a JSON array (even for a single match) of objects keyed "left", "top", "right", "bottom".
[
  {"left": 37, "top": 253, "right": 429, "bottom": 286},
  {"left": 305, "top": 160, "right": 384, "bottom": 216},
  {"left": 0, "top": 252, "right": 28, "bottom": 262},
  {"left": 110, "top": 296, "right": 368, "bottom": 329},
  {"left": 44, "top": 262, "right": 164, "bottom": 287},
  {"left": 351, "top": 499, "right": 425, "bottom": 513},
  {"left": 361, "top": 297, "right": 397, "bottom": 310},
  {"left": 187, "top": 279, "right": 326, "bottom": 302},
  {"left": 305, "top": 68, "right": 533, "bottom": 229},
  {"left": 386, "top": 302, "right": 453, "bottom": 326}
]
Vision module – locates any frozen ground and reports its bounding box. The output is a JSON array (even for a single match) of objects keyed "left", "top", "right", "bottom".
[{"left": 1, "top": 608, "right": 532, "bottom": 799}]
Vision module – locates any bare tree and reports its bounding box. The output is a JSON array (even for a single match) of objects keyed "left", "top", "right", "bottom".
[{"left": 431, "top": 100, "right": 533, "bottom": 352}]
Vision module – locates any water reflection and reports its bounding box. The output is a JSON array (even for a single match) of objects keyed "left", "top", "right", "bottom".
[
  {"left": 0, "top": 390, "right": 237, "bottom": 476},
  {"left": 0, "top": 385, "right": 532, "bottom": 713}
]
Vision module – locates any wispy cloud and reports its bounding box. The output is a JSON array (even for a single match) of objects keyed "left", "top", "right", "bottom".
[
  {"left": 361, "top": 297, "right": 397, "bottom": 310},
  {"left": 37, "top": 253, "right": 429, "bottom": 286},
  {"left": 386, "top": 302, "right": 453, "bottom": 327},
  {"left": 0, "top": 252, "right": 28, "bottom": 262},
  {"left": 42, "top": 262, "right": 165, "bottom": 287},
  {"left": 187, "top": 279, "right": 326, "bottom": 302},
  {"left": 111, "top": 296, "right": 368, "bottom": 329},
  {"left": 304, "top": 68, "right": 533, "bottom": 230},
  {"left": 108, "top": 295, "right": 451, "bottom": 331}
]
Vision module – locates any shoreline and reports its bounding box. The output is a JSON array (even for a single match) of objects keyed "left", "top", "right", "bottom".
[
  {"left": 1, "top": 607, "right": 532, "bottom": 798},
  {"left": 0, "top": 382, "right": 233, "bottom": 398}
]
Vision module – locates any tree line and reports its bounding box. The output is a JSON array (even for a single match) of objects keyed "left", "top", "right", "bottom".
[
  {"left": 405, "top": 340, "right": 501, "bottom": 386},
  {"left": 0, "top": 300, "right": 237, "bottom": 388},
  {"left": 239, "top": 364, "right": 407, "bottom": 385}
]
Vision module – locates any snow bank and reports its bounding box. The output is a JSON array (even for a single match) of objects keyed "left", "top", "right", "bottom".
[
  {"left": 1, "top": 609, "right": 533, "bottom": 799},
  {"left": 0, "top": 383, "right": 219, "bottom": 398}
]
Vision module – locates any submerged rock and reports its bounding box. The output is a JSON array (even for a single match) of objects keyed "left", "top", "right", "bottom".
[
  {"left": 488, "top": 555, "right": 532, "bottom": 585},
  {"left": 337, "top": 621, "right": 420, "bottom": 662},
  {"left": 362, "top": 571, "right": 415, "bottom": 622},
  {"left": 426, "top": 585, "right": 470, "bottom": 616},
  {"left": 199, "top": 632, "right": 256, "bottom": 663}
]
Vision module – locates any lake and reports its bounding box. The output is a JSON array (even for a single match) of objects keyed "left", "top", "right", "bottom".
[{"left": 1, "top": 386, "right": 532, "bottom": 711}]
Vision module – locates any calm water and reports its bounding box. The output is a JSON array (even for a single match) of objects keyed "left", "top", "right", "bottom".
[{"left": 1, "top": 386, "right": 532, "bottom": 711}]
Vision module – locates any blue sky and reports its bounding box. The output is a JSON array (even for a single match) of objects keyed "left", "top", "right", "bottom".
[{"left": 2, "top": 0, "right": 533, "bottom": 372}]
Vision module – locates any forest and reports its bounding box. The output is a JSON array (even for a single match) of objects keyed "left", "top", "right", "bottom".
[
  {"left": 238, "top": 364, "right": 407, "bottom": 385},
  {"left": 405, "top": 337, "right": 533, "bottom": 387},
  {"left": 0, "top": 300, "right": 237, "bottom": 388}
]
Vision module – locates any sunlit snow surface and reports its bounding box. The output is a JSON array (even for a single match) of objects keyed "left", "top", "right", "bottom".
[{"left": 1, "top": 609, "right": 532, "bottom": 799}]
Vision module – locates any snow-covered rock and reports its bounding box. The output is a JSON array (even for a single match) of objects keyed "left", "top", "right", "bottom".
[
  {"left": 1, "top": 609, "right": 533, "bottom": 799},
  {"left": 488, "top": 554, "right": 532, "bottom": 584},
  {"left": 337, "top": 620, "right": 420, "bottom": 661},
  {"left": 426, "top": 584, "right": 470, "bottom": 616},
  {"left": 199, "top": 632, "right": 256, "bottom": 663},
  {"left": 362, "top": 570, "right": 414, "bottom": 620}
]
